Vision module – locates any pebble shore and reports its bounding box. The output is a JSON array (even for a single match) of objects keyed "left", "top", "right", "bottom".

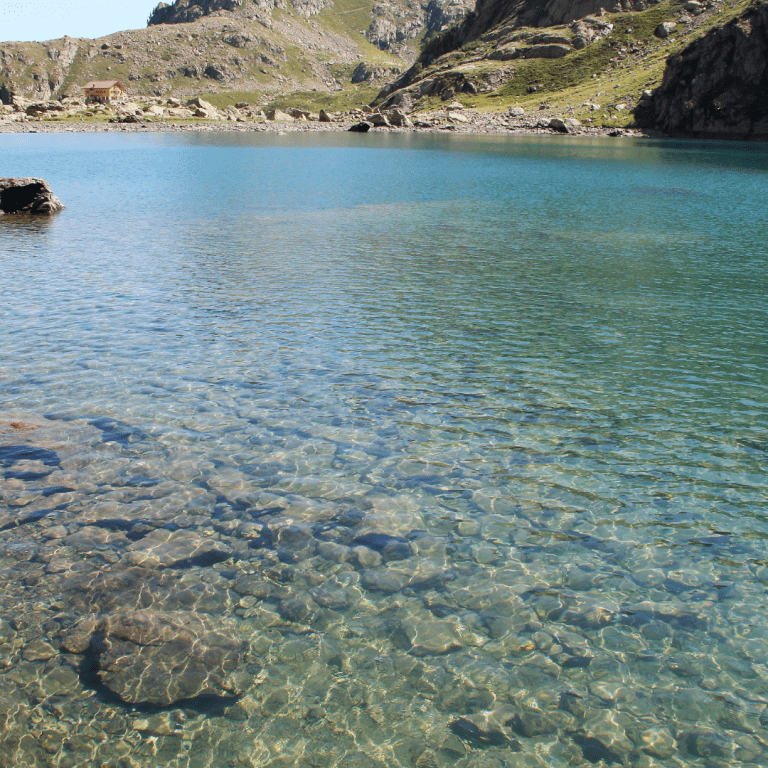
[{"left": 0, "top": 114, "right": 648, "bottom": 138}]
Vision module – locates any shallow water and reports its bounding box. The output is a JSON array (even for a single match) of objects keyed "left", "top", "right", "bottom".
[{"left": 1, "top": 131, "right": 768, "bottom": 768}]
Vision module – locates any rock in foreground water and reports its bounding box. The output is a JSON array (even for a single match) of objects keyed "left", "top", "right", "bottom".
[
  {"left": 0, "top": 177, "right": 64, "bottom": 214},
  {"left": 63, "top": 610, "right": 247, "bottom": 706}
]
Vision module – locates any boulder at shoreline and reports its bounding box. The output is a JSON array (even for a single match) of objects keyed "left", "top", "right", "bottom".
[{"left": 0, "top": 177, "right": 64, "bottom": 214}]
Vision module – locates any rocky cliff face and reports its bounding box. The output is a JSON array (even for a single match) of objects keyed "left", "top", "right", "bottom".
[
  {"left": 149, "top": 0, "right": 473, "bottom": 55},
  {"left": 647, "top": 0, "right": 768, "bottom": 138},
  {"left": 148, "top": 0, "right": 326, "bottom": 23}
]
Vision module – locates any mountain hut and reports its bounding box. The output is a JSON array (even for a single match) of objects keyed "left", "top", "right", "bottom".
[{"left": 83, "top": 80, "right": 125, "bottom": 104}]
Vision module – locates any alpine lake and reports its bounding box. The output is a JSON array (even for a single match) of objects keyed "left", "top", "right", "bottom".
[{"left": 1, "top": 131, "right": 768, "bottom": 768}]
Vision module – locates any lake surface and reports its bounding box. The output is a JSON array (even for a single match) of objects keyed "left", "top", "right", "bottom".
[{"left": 1, "top": 131, "right": 768, "bottom": 768}]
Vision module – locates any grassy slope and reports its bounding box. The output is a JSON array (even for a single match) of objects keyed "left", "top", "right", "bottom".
[
  {"left": 0, "top": 0, "right": 402, "bottom": 109},
  {"left": 406, "top": 0, "right": 752, "bottom": 126}
]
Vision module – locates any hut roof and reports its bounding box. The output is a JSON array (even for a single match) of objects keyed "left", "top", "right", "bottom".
[{"left": 84, "top": 81, "right": 123, "bottom": 89}]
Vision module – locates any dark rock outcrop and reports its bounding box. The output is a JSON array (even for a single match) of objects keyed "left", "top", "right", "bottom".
[
  {"left": 0, "top": 178, "right": 64, "bottom": 215},
  {"left": 648, "top": 1, "right": 768, "bottom": 139},
  {"left": 351, "top": 62, "right": 402, "bottom": 84},
  {"left": 424, "top": 0, "right": 475, "bottom": 36},
  {"left": 0, "top": 83, "right": 15, "bottom": 105},
  {"left": 148, "top": 0, "right": 246, "bottom": 25}
]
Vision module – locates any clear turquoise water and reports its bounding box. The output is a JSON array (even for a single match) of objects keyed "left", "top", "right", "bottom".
[{"left": 1, "top": 132, "right": 768, "bottom": 768}]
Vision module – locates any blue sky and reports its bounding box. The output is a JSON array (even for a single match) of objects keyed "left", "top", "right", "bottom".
[{"left": 1, "top": 1, "right": 158, "bottom": 42}]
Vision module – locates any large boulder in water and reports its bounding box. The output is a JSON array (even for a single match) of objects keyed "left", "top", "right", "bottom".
[
  {"left": 647, "top": 0, "right": 768, "bottom": 139},
  {"left": 0, "top": 177, "right": 64, "bottom": 214}
]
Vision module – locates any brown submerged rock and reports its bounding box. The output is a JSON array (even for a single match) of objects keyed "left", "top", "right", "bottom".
[
  {"left": 63, "top": 610, "right": 247, "bottom": 706},
  {"left": 0, "top": 177, "right": 64, "bottom": 214},
  {"left": 125, "top": 527, "right": 233, "bottom": 568}
]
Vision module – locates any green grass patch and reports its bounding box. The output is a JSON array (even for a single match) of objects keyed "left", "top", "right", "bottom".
[
  {"left": 316, "top": 0, "right": 404, "bottom": 64},
  {"left": 266, "top": 84, "right": 380, "bottom": 112},
  {"left": 196, "top": 90, "right": 264, "bottom": 108},
  {"left": 317, "top": 0, "right": 374, "bottom": 41}
]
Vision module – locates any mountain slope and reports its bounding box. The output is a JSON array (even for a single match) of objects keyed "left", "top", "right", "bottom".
[
  {"left": 0, "top": 0, "right": 469, "bottom": 107},
  {"left": 373, "top": 0, "right": 755, "bottom": 130}
]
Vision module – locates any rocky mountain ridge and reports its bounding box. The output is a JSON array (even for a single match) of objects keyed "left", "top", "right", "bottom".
[
  {"left": 646, "top": 0, "right": 768, "bottom": 137},
  {"left": 147, "top": 0, "right": 474, "bottom": 55},
  {"left": 372, "top": 0, "right": 762, "bottom": 135},
  {"left": 0, "top": 0, "right": 470, "bottom": 107}
]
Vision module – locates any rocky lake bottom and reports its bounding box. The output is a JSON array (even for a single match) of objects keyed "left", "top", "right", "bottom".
[{"left": 1, "top": 131, "right": 767, "bottom": 768}]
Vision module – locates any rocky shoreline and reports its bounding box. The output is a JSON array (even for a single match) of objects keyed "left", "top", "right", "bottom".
[
  {"left": 0, "top": 111, "right": 647, "bottom": 137},
  {"left": 0, "top": 93, "right": 654, "bottom": 137}
]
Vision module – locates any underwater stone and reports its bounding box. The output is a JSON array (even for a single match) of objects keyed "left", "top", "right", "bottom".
[
  {"left": 579, "top": 709, "right": 633, "bottom": 759},
  {"left": 309, "top": 586, "right": 351, "bottom": 611},
  {"left": 126, "top": 528, "right": 233, "bottom": 568},
  {"left": 39, "top": 665, "right": 81, "bottom": 697},
  {"left": 560, "top": 599, "right": 618, "bottom": 629},
  {"left": 472, "top": 544, "right": 500, "bottom": 564},
  {"left": 232, "top": 575, "right": 280, "bottom": 599},
  {"left": 353, "top": 546, "right": 383, "bottom": 568},
  {"left": 733, "top": 733, "right": 764, "bottom": 763},
  {"left": 402, "top": 618, "right": 462, "bottom": 656},
  {"left": 587, "top": 681, "right": 624, "bottom": 703},
  {"left": 59, "top": 566, "right": 197, "bottom": 616},
  {"left": 362, "top": 568, "right": 409, "bottom": 593},
  {"left": 448, "top": 714, "right": 521, "bottom": 750},
  {"left": 65, "top": 610, "right": 247, "bottom": 706},
  {"left": 22, "top": 638, "right": 57, "bottom": 661},
  {"left": 681, "top": 729, "right": 732, "bottom": 759},
  {"left": 353, "top": 532, "right": 412, "bottom": 560},
  {"left": 317, "top": 540, "right": 351, "bottom": 562},
  {"left": 279, "top": 594, "right": 323, "bottom": 624},
  {"left": 63, "top": 525, "right": 127, "bottom": 552},
  {"left": 456, "top": 521, "right": 480, "bottom": 536},
  {"left": 507, "top": 707, "right": 558, "bottom": 737},
  {"left": 640, "top": 726, "right": 676, "bottom": 759}
]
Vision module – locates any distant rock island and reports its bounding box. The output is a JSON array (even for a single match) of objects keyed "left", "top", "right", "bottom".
[{"left": 0, "top": 0, "right": 766, "bottom": 137}]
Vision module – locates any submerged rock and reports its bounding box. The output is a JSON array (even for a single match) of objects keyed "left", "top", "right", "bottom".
[
  {"left": 0, "top": 178, "right": 64, "bottom": 214},
  {"left": 402, "top": 617, "right": 463, "bottom": 656},
  {"left": 448, "top": 714, "right": 521, "bottom": 749},
  {"left": 63, "top": 610, "right": 247, "bottom": 706},
  {"left": 126, "top": 528, "right": 233, "bottom": 568}
]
